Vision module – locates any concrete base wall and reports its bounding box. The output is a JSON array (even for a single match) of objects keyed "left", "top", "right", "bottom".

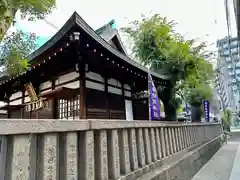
[
  {"left": 136, "top": 136, "right": 222, "bottom": 180},
  {"left": 0, "top": 120, "right": 222, "bottom": 180}
]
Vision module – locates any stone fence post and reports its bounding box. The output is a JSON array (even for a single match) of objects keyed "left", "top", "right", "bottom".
[{"left": 0, "top": 120, "right": 222, "bottom": 180}]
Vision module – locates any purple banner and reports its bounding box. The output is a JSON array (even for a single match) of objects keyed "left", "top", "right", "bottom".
[
  {"left": 203, "top": 100, "right": 210, "bottom": 122},
  {"left": 149, "top": 73, "right": 161, "bottom": 120}
]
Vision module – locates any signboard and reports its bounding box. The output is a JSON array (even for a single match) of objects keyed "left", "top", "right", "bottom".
[
  {"left": 203, "top": 100, "right": 210, "bottom": 122},
  {"left": 149, "top": 73, "right": 161, "bottom": 120}
]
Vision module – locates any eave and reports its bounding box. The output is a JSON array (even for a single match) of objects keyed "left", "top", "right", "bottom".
[
  {"left": 0, "top": 12, "right": 170, "bottom": 85},
  {"left": 73, "top": 12, "right": 170, "bottom": 80}
]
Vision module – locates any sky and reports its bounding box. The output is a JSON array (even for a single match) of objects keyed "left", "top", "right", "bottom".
[
  {"left": 12, "top": 0, "right": 237, "bottom": 49},
  {"left": 0, "top": 0, "right": 236, "bottom": 107}
]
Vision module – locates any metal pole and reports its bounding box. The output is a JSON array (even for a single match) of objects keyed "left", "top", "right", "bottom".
[{"left": 148, "top": 69, "right": 151, "bottom": 121}]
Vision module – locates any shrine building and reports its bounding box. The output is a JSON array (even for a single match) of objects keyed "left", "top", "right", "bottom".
[{"left": 0, "top": 12, "right": 169, "bottom": 120}]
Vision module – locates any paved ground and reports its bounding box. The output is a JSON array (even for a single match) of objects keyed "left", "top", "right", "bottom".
[{"left": 191, "top": 132, "right": 240, "bottom": 180}]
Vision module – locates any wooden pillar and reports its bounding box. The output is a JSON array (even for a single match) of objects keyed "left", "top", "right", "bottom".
[
  {"left": 35, "top": 84, "right": 40, "bottom": 119},
  {"left": 104, "top": 76, "right": 110, "bottom": 119},
  {"left": 131, "top": 83, "right": 136, "bottom": 120},
  {"left": 7, "top": 97, "right": 10, "bottom": 118},
  {"left": 79, "top": 63, "right": 86, "bottom": 119},
  {"left": 21, "top": 88, "right": 25, "bottom": 118},
  {"left": 121, "top": 82, "right": 126, "bottom": 119},
  {"left": 51, "top": 79, "right": 58, "bottom": 119}
]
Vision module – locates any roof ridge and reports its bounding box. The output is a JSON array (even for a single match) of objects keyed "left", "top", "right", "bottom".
[{"left": 95, "top": 19, "right": 116, "bottom": 34}]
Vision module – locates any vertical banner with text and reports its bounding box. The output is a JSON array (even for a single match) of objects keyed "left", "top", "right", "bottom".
[
  {"left": 203, "top": 100, "right": 210, "bottom": 122},
  {"left": 149, "top": 73, "right": 161, "bottom": 120}
]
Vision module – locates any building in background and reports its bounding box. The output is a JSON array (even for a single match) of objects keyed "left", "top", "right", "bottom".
[
  {"left": 209, "top": 87, "right": 221, "bottom": 121},
  {"left": 233, "top": 0, "right": 240, "bottom": 36},
  {"left": 216, "top": 37, "right": 240, "bottom": 111}
]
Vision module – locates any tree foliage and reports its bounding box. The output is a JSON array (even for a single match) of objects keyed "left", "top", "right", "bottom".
[
  {"left": 184, "top": 83, "right": 212, "bottom": 106},
  {"left": 121, "top": 14, "right": 214, "bottom": 120},
  {"left": 0, "top": 0, "right": 56, "bottom": 39},
  {"left": 121, "top": 14, "right": 213, "bottom": 92},
  {"left": 0, "top": 30, "right": 38, "bottom": 75},
  {"left": 221, "top": 109, "right": 232, "bottom": 132}
]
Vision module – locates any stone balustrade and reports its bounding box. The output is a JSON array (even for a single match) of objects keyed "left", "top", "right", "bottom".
[{"left": 0, "top": 120, "right": 222, "bottom": 180}]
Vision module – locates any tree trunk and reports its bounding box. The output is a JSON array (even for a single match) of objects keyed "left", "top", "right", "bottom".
[
  {"left": 0, "top": 9, "right": 17, "bottom": 40},
  {"left": 191, "top": 105, "right": 202, "bottom": 122},
  {"left": 162, "top": 100, "right": 177, "bottom": 121},
  {"left": 158, "top": 85, "right": 177, "bottom": 121}
]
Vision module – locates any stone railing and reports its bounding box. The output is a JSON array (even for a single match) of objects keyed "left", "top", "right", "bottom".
[{"left": 0, "top": 120, "right": 222, "bottom": 180}]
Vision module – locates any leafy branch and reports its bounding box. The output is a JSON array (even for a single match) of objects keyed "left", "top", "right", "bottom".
[{"left": 0, "top": 30, "right": 38, "bottom": 75}]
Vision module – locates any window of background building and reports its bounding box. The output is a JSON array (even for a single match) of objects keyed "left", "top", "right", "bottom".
[
  {"left": 231, "top": 47, "right": 238, "bottom": 53},
  {"left": 225, "top": 56, "right": 231, "bottom": 61},
  {"left": 223, "top": 50, "right": 229, "bottom": 56},
  {"left": 236, "top": 69, "right": 240, "bottom": 74},
  {"left": 223, "top": 43, "right": 228, "bottom": 48},
  {"left": 231, "top": 40, "right": 238, "bottom": 46},
  {"left": 236, "top": 62, "right": 240, "bottom": 68}
]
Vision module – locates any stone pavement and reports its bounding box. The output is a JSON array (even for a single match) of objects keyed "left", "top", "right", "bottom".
[{"left": 191, "top": 132, "right": 240, "bottom": 180}]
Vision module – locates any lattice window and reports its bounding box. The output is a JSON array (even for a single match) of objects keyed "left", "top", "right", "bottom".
[{"left": 58, "top": 96, "right": 79, "bottom": 119}]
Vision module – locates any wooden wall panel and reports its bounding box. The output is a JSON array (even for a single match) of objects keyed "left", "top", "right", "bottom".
[
  {"left": 133, "top": 100, "right": 148, "bottom": 120},
  {"left": 10, "top": 109, "right": 22, "bottom": 119},
  {"left": 86, "top": 89, "right": 108, "bottom": 119},
  {"left": 38, "top": 109, "right": 53, "bottom": 119},
  {"left": 108, "top": 93, "right": 125, "bottom": 119}
]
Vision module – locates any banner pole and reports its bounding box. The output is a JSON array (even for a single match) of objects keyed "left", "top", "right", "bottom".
[{"left": 148, "top": 68, "right": 151, "bottom": 121}]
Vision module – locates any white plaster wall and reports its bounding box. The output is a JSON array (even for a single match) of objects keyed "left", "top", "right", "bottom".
[
  {"left": 86, "top": 72, "right": 104, "bottom": 82},
  {"left": 124, "top": 91, "right": 131, "bottom": 97},
  {"left": 39, "top": 89, "right": 52, "bottom": 95},
  {"left": 86, "top": 80, "right": 104, "bottom": 91},
  {"left": 0, "top": 110, "right": 7, "bottom": 114},
  {"left": 58, "top": 81, "right": 79, "bottom": 89},
  {"left": 10, "top": 99, "right": 22, "bottom": 105},
  {"left": 40, "top": 81, "right": 52, "bottom": 90},
  {"left": 108, "top": 78, "right": 121, "bottom": 88},
  {"left": 125, "top": 100, "right": 133, "bottom": 120},
  {"left": 55, "top": 72, "right": 79, "bottom": 85},
  {"left": 108, "top": 86, "right": 122, "bottom": 95},
  {"left": 124, "top": 84, "right": 131, "bottom": 91},
  {"left": 10, "top": 92, "right": 22, "bottom": 101}
]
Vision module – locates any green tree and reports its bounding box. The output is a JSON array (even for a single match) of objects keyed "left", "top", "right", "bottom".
[
  {"left": 0, "top": 0, "right": 56, "bottom": 39},
  {"left": 221, "top": 109, "right": 232, "bottom": 132},
  {"left": 121, "top": 13, "right": 213, "bottom": 121},
  {"left": 184, "top": 83, "right": 213, "bottom": 121},
  {"left": 0, "top": 30, "right": 38, "bottom": 75}
]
